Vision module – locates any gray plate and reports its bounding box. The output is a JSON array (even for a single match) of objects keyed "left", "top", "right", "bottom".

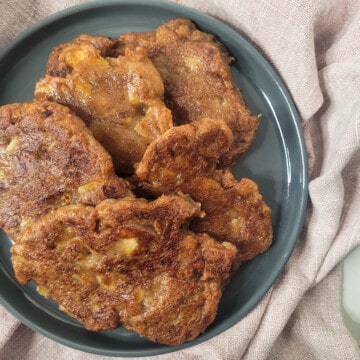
[{"left": 0, "top": 0, "right": 308, "bottom": 357}]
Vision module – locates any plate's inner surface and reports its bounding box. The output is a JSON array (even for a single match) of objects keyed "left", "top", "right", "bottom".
[{"left": 0, "top": 1, "right": 307, "bottom": 356}]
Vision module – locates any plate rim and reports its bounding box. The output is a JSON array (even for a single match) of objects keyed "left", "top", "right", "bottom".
[{"left": 0, "top": 0, "right": 308, "bottom": 357}]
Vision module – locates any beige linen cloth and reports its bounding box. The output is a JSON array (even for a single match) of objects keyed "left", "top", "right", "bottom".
[{"left": 1, "top": 0, "right": 360, "bottom": 359}]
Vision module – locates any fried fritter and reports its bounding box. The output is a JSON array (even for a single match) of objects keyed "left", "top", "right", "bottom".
[
  {"left": 120, "top": 18, "right": 259, "bottom": 166},
  {"left": 184, "top": 174, "right": 272, "bottom": 268},
  {"left": 12, "top": 195, "right": 237, "bottom": 345},
  {"left": 135, "top": 118, "right": 233, "bottom": 193},
  {"left": 134, "top": 118, "right": 272, "bottom": 268},
  {"left": 35, "top": 34, "right": 173, "bottom": 174},
  {"left": 0, "top": 100, "right": 131, "bottom": 241}
]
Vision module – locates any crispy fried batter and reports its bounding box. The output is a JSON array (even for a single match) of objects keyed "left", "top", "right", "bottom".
[
  {"left": 12, "top": 195, "right": 236, "bottom": 345},
  {"left": 185, "top": 174, "right": 272, "bottom": 268},
  {"left": 134, "top": 118, "right": 272, "bottom": 268},
  {"left": 35, "top": 34, "right": 173, "bottom": 174},
  {"left": 135, "top": 118, "right": 233, "bottom": 193},
  {"left": 0, "top": 100, "right": 131, "bottom": 241},
  {"left": 120, "top": 18, "right": 259, "bottom": 166},
  {"left": 2, "top": 23, "right": 272, "bottom": 346}
]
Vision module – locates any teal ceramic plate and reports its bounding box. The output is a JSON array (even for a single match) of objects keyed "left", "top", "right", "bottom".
[{"left": 0, "top": 0, "right": 308, "bottom": 357}]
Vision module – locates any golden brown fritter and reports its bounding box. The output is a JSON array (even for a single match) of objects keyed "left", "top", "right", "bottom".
[
  {"left": 12, "top": 195, "right": 237, "bottom": 345},
  {"left": 134, "top": 118, "right": 272, "bottom": 268},
  {"left": 120, "top": 18, "right": 259, "bottom": 166},
  {"left": 35, "top": 34, "right": 173, "bottom": 174},
  {"left": 184, "top": 174, "right": 272, "bottom": 269},
  {"left": 135, "top": 117, "right": 233, "bottom": 193},
  {"left": 0, "top": 100, "right": 131, "bottom": 241}
]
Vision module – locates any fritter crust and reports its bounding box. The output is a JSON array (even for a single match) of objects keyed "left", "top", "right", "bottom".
[
  {"left": 186, "top": 174, "right": 273, "bottom": 268},
  {"left": 120, "top": 18, "right": 259, "bottom": 166},
  {"left": 35, "top": 34, "right": 173, "bottom": 174},
  {"left": 134, "top": 118, "right": 272, "bottom": 268},
  {"left": 12, "top": 195, "right": 236, "bottom": 345},
  {"left": 0, "top": 100, "right": 131, "bottom": 241}
]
